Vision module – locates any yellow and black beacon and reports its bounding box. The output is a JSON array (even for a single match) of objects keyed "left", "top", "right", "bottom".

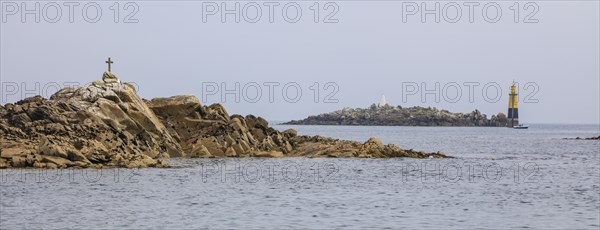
[{"left": 507, "top": 82, "right": 519, "bottom": 127}]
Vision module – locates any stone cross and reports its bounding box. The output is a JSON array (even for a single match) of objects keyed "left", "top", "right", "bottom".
[{"left": 105, "top": 57, "right": 114, "bottom": 72}]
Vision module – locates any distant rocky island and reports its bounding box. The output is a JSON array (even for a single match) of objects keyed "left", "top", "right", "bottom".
[
  {"left": 564, "top": 136, "right": 600, "bottom": 140},
  {"left": 284, "top": 103, "right": 507, "bottom": 127},
  {"left": 0, "top": 71, "right": 449, "bottom": 169}
]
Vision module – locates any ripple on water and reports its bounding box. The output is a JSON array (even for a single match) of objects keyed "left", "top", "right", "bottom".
[{"left": 1, "top": 124, "right": 599, "bottom": 229}]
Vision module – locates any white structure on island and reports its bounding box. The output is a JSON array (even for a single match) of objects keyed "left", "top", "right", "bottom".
[{"left": 378, "top": 95, "right": 387, "bottom": 107}]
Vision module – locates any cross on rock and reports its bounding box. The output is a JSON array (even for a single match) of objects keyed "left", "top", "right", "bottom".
[{"left": 105, "top": 57, "right": 114, "bottom": 72}]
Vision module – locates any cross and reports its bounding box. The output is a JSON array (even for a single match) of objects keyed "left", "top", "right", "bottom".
[{"left": 105, "top": 57, "right": 114, "bottom": 72}]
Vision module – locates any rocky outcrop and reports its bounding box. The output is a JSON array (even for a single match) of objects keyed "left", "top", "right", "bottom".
[
  {"left": 146, "top": 95, "right": 296, "bottom": 158},
  {"left": 0, "top": 72, "right": 177, "bottom": 169},
  {"left": 0, "top": 74, "right": 450, "bottom": 169},
  {"left": 564, "top": 136, "right": 600, "bottom": 140},
  {"left": 287, "top": 136, "right": 448, "bottom": 158},
  {"left": 284, "top": 104, "right": 507, "bottom": 127}
]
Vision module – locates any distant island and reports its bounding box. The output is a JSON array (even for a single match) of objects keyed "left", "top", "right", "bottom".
[
  {"left": 564, "top": 136, "right": 600, "bottom": 140},
  {"left": 284, "top": 101, "right": 508, "bottom": 127}
]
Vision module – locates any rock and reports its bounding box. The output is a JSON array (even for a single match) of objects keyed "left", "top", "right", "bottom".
[
  {"left": 123, "top": 82, "right": 137, "bottom": 92},
  {"left": 191, "top": 145, "right": 212, "bottom": 158},
  {"left": 45, "top": 123, "right": 66, "bottom": 134},
  {"left": 0, "top": 158, "right": 10, "bottom": 168},
  {"left": 225, "top": 147, "right": 237, "bottom": 157},
  {"left": 11, "top": 156, "right": 30, "bottom": 167},
  {"left": 283, "top": 129, "right": 298, "bottom": 138},
  {"left": 271, "top": 133, "right": 284, "bottom": 146},
  {"left": 250, "top": 128, "right": 266, "bottom": 141},
  {"left": 255, "top": 117, "right": 268, "bottom": 128},
  {"left": 147, "top": 95, "right": 202, "bottom": 118},
  {"left": 285, "top": 136, "right": 449, "bottom": 159},
  {"left": 205, "top": 104, "right": 229, "bottom": 122},
  {"left": 260, "top": 137, "right": 275, "bottom": 150},
  {"left": 363, "top": 137, "right": 385, "bottom": 150},
  {"left": 158, "top": 152, "right": 170, "bottom": 159},
  {"left": 38, "top": 137, "right": 69, "bottom": 159},
  {"left": 199, "top": 138, "right": 225, "bottom": 157},
  {"left": 336, "top": 151, "right": 355, "bottom": 158},
  {"left": 239, "top": 140, "right": 251, "bottom": 152},
  {"left": 33, "top": 162, "right": 46, "bottom": 168},
  {"left": 565, "top": 136, "right": 600, "bottom": 140},
  {"left": 254, "top": 151, "right": 283, "bottom": 158},
  {"left": 1, "top": 148, "right": 27, "bottom": 159},
  {"left": 102, "top": 71, "right": 120, "bottom": 83},
  {"left": 232, "top": 143, "right": 246, "bottom": 156},
  {"left": 230, "top": 117, "right": 247, "bottom": 133},
  {"left": 9, "top": 113, "right": 31, "bottom": 127},
  {"left": 41, "top": 155, "right": 73, "bottom": 168},
  {"left": 0, "top": 72, "right": 184, "bottom": 168},
  {"left": 46, "top": 162, "right": 58, "bottom": 169},
  {"left": 67, "top": 150, "right": 91, "bottom": 163},
  {"left": 224, "top": 135, "right": 235, "bottom": 146},
  {"left": 123, "top": 155, "right": 157, "bottom": 168},
  {"left": 33, "top": 162, "right": 58, "bottom": 169},
  {"left": 245, "top": 115, "right": 258, "bottom": 128},
  {"left": 284, "top": 141, "right": 293, "bottom": 153},
  {"left": 358, "top": 153, "right": 372, "bottom": 158}
]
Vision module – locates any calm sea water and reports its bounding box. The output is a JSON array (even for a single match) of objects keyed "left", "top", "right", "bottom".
[{"left": 1, "top": 124, "right": 598, "bottom": 229}]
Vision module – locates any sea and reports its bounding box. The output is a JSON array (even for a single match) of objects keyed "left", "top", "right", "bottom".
[{"left": 1, "top": 124, "right": 598, "bottom": 229}]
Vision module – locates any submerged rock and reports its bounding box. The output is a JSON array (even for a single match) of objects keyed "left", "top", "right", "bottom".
[{"left": 564, "top": 136, "right": 600, "bottom": 140}]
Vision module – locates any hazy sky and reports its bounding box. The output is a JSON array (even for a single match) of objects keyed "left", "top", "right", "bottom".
[{"left": 1, "top": 1, "right": 599, "bottom": 124}]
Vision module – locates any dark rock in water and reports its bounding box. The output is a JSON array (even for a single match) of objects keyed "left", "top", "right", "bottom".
[
  {"left": 564, "top": 136, "right": 600, "bottom": 140},
  {"left": 283, "top": 104, "right": 507, "bottom": 127},
  {"left": 0, "top": 74, "right": 451, "bottom": 169}
]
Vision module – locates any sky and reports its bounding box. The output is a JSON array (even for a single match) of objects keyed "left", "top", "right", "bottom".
[{"left": 1, "top": 1, "right": 599, "bottom": 124}]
